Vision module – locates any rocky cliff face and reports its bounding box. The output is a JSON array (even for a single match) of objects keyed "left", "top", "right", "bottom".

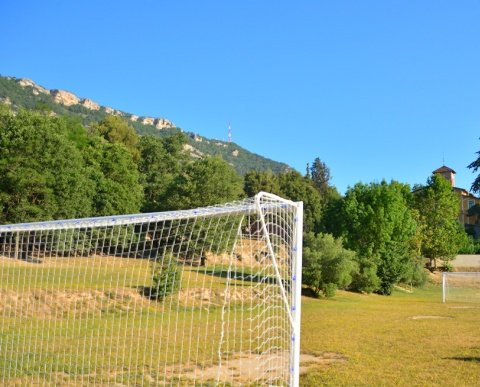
[
  {"left": 50, "top": 89, "right": 80, "bottom": 106},
  {"left": 18, "top": 78, "right": 49, "bottom": 95},
  {"left": 80, "top": 98, "right": 100, "bottom": 111},
  {"left": 16, "top": 78, "right": 174, "bottom": 128},
  {"left": 154, "top": 118, "right": 173, "bottom": 130}
]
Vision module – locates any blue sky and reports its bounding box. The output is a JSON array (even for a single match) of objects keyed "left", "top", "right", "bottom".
[{"left": 1, "top": 1, "right": 479, "bottom": 194}]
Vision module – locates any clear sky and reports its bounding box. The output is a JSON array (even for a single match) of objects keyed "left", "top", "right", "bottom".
[{"left": 1, "top": 1, "right": 479, "bottom": 194}]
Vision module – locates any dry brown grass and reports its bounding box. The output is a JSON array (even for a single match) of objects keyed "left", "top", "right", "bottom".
[{"left": 300, "top": 284, "right": 480, "bottom": 386}]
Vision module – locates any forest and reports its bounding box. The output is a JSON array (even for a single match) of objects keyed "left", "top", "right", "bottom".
[{"left": 0, "top": 105, "right": 476, "bottom": 297}]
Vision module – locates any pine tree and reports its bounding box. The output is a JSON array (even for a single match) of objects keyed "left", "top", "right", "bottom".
[
  {"left": 309, "top": 157, "right": 331, "bottom": 196},
  {"left": 468, "top": 143, "right": 480, "bottom": 193}
]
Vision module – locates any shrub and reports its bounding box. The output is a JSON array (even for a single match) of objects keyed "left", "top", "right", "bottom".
[
  {"left": 399, "top": 256, "right": 428, "bottom": 287},
  {"left": 151, "top": 254, "right": 181, "bottom": 300},
  {"left": 440, "top": 261, "right": 454, "bottom": 272},
  {"left": 350, "top": 261, "right": 381, "bottom": 293},
  {"left": 458, "top": 235, "right": 480, "bottom": 254},
  {"left": 302, "top": 233, "right": 358, "bottom": 298},
  {"left": 322, "top": 283, "right": 337, "bottom": 298}
]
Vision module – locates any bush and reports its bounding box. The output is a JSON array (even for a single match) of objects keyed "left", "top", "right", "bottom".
[
  {"left": 440, "top": 261, "right": 454, "bottom": 272},
  {"left": 458, "top": 235, "right": 480, "bottom": 254},
  {"left": 322, "top": 283, "right": 337, "bottom": 298},
  {"left": 350, "top": 261, "right": 381, "bottom": 293},
  {"left": 399, "top": 256, "right": 428, "bottom": 287},
  {"left": 302, "top": 233, "right": 358, "bottom": 298},
  {"left": 151, "top": 254, "right": 181, "bottom": 300}
]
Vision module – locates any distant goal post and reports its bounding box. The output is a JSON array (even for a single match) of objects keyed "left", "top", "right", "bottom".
[
  {"left": 0, "top": 192, "right": 303, "bottom": 386},
  {"left": 442, "top": 272, "right": 480, "bottom": 304}
]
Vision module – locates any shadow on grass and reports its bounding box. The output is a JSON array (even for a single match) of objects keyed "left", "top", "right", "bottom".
[
  {"left": 445, "top": 356, "right": 480, "bottom": 363},
  {"left": 301, "top": 287, "right": 320, "bottom": 298},
  {"left": 203, "top": 269, "right": 279, "bottom": 285},
  {"left": 136, "top": 286, "right": 157, "bottom": 300}
]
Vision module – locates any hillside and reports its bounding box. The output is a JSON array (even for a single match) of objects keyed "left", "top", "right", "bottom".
[{"left": 0, "top": 75, "right": 289, "bottom": 175}]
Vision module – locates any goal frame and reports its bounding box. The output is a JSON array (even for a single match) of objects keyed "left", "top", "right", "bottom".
[
  {"left": 442, "top": 271, "right": 480, "bottom": 303},
  {"left": 0, "top": 191, "right": 303, "bottom": 386}
]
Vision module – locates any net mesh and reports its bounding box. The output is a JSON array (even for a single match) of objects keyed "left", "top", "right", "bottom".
[
  {"left": 0, "top": 192, "right": 301, "bottom": 386},
  {"left": 443, "top": 272, "right": 480, "bottom": 304}
]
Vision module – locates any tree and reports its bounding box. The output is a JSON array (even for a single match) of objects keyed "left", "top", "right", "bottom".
[
  {"left": 468, "top": 142, "right": 480, "bottom": 193},
  {"left": 90, "top": 115, "right": 140, "bottom": 161},
  {"left": 338, "top": 181, "right": 418, "bottom": 294},
  {"left": 138, "top": 133, "right": 186, "bottom": 212},
  {"left": 165, "top": 156, "right": 244, "bottom": 210},
  {"left": 85, "top": 139, "right": 143, "bottom": 216},
  {"left": 277, "top": 171, "right": 323, "bottom": 233},
  {"left": 0, "top": 109, "right": 94, "bottom": 223},
  {"left": 63, "top": 115, "right": 91, "bottom": 150},
  {"left": 319, "top": 194, "right": 343, "bottom": 235},
  {"left": 244, "top": 170, "right": 281, "bottom": 197},
  {"left": 302, "top": 232, "right": 358, "bottom": 297},
  {"left": 413, "top": 174, "right": 467, "bottom": 269},
  {"left": 309, "top": 157, "right": 331, "bottom": 196},
  {"left": 243, "top": 169, "right": 323, "bottom": 233}
]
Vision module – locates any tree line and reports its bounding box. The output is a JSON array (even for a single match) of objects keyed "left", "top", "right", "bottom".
[{"left": 0, "top": 106, "right": 473, "bottom": 297}]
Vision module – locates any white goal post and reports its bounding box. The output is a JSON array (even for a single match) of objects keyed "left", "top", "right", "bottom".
[
  {"left": 0, "top": 192, "right": 303, "bottom": 386},
  {"left": 442, "top": 272, "right": 480, "bottom": 304}
]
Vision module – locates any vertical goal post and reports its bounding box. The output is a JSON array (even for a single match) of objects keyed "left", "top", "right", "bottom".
[{"left": 0, "top": 192, "right": 303, "bottom": 386}]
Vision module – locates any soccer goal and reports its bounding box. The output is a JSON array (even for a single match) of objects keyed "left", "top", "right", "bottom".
[
  {"left": 442, "top": 272, "right": 480, "bottom": 304},
  {"left": 0, "top": 192, "right": 302, "bottom": 386}
]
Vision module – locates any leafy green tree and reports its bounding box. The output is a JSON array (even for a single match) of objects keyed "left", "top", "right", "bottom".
[
  {"left": 62, "top": 115, "right": 90, "bottom": 150},
  {"left": 90, "top": 115, "right": 140, "bottom": 161},
  {"left": 155, "top": 157, "right": 243, "bottom": 262},
  {"left": 165, "top": 156, "right": 244, "bottom": 210},
  {"left": 319, "top": 194, "right": 344, "bottom": 235},
  {"left": 85, "top": 139, "right": 143, "bottom": 216},
  {"left": 413, "top": 174, "right": 467, "bottom": 269},
  {"left": 338, "top": 181, "right": 418, "bottom": 294},
  {"left": 244, "top": 170, "right": 281, "bottom": 197},
  {"left": 397, "top": 207, "right": 428, "bottom": 286},
  {"left": 243, "top": 169, "right": 323, "bottom": 233},
  {"left": 277, "top": 171, "right": 323, "bottom": 233},
  {"left": 0, "top": 109, "right": 94, "bottom": 223},
  {"left": 138, "top": 133, "right": 187, "bottom": 212},
  {"left": 399, "top": 255, "right": 428, "bottom": 286},
  {"left": 302, "top": 232, "right": 358, "bottom": 297}
]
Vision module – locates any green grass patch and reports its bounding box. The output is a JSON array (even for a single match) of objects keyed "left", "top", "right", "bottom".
[
  {"left": 300, "top": 284, "right": 480, "bottom": 386},
  {"left": 6, "top": 255, "right": 475, "bottom": 385}
]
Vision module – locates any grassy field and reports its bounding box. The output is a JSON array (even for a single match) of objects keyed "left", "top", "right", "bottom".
[
  {"left": 1, "top": 254, "right": 479, "bottom": 385},
  {"left": 0, "top": 255, "right": 290, "bottom": 385},
  {"left": 300, "top": 283, "right": 480, "bottom": 386}
]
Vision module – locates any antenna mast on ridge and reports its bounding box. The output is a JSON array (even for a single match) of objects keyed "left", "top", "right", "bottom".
[{"left": 228, "top": 122, "right": 232, "bottom": 143}]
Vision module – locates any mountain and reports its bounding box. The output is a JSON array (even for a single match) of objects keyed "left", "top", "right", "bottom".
[{"left": 0, "top": 75, "right": 290, "bottom": 175}]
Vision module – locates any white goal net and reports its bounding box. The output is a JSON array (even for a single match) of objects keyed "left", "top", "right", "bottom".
[
  {"left": 0, "top": 192, "right": 302, "bottom": 386},
  {"left": 442, "top": 272, "right": 480, "bottom": 304}
]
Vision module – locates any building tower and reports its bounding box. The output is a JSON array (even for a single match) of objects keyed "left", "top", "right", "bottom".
[{"left": 433, "top": 165, "right": 456, "bottom": 187}]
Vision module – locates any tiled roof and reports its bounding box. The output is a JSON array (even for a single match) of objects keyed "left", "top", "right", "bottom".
[{"left": 433, "top": 165, "right": 456, "bottom": 174}]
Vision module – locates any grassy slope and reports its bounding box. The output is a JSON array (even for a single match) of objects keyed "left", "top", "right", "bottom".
[{"left": 300, "top": 285, "right": 480, "bottom": 386}]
